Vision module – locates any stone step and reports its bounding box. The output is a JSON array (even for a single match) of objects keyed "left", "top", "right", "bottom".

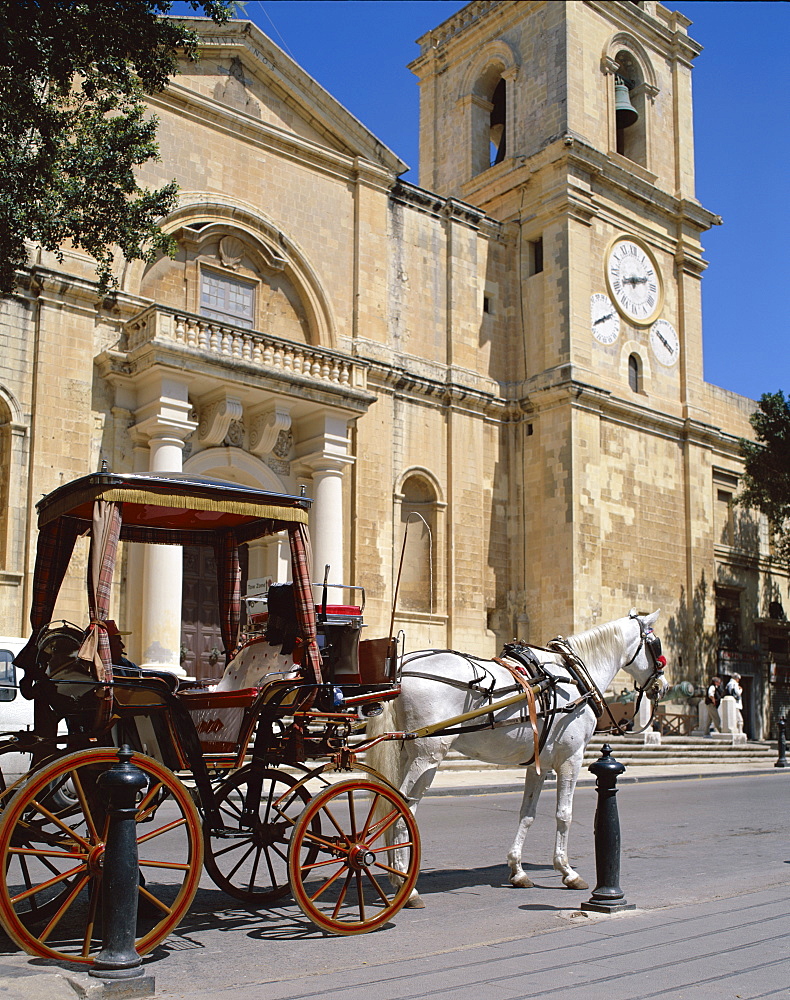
[{"left": 438, "top": 739, "right": 779, "bottom": 770}]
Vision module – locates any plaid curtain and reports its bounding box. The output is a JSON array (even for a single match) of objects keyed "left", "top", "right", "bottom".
[
  {"left": 289, "top": 523, "right": 322, "bottom": 684},
  {"left": 13, "top": 516, "right": 81, "bottom": 688},
  {"left": 77, "top": 501, "right": 122, "bottom": 700},
  {"left": 214, "top": 530, "right": 241, "bottom": 661}
]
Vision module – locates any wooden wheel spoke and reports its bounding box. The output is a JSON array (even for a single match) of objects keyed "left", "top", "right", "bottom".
[
  {"left": 136, "top": 816, "right": 186, "bottom": 845},
  {"left": 298, "top": 855, "right": 347, "bottom": 873},
  {"left": 210, "top": 838, "right": 251, "bottom": 862},
  {"left": 69, "top": 770, "right": 99, "bottom": 844},
  {"left": 135, "top": 781, "right": 165, "bottom": 822},
  {"left": 11, "top": 862, "right": 87, "bottom": 904},
  {"left": 269, "top": 842, "right": 288, "bottom": 865},
  {"left": 82, "top": 876, "right": 102, "bottom": 959},
  {"left": 370, "top": 839, "right": 416, "bottom": 853},
  {"left": 10, "top": 846, "right": 86, "bottom": 861},
  {"left": 357, "top": 791, "right": 381, "bottom": 842},
  {"left": 319, "top": 804, "right": 353, "bottom": 846},
  {"left": 26, "top": 801, "right": 92, "bottom": 851},
  {"left": 346, "top": 789, "right": 359, "bottom": 840},
  {"left": 219, "top": 797, "right": 244, "bottom": 822},
  {"left": 247, "top": 845, "right": 263, "bottom": 889},
  {"left": 331, "top": 869, "right": 354, "bottom": 919},
  {"left": 372, "top": 861, "right": 411, "bottom": 881},
  {"left": 224, "top": 843, "right": 256, "bottom": 882},
  {"left": 364, "top": 867, "right": 394, "bottom": 905},
  {"left": 355, "top": 871, "right": 365, "bottom": 922},
  {"left": 297, "top": 827, "right": 348, "bottom": 854},
  {"left": 307, "top": 860, "right": 347, "bottom": 902},
  {"left": 138, "top": 883, "right": 172, "bottom": 916},
  {"left": 39, "top": 874, "right": 91, "bottom": 943},
  {"left": 365, "top": 806, "right": 401, "bottom": 844},
  {"left": 262, "top": 846, "right": 279, "bottom": 890},
  {"left": 137, "top": 858, "right": 192, "bottom": 872}
]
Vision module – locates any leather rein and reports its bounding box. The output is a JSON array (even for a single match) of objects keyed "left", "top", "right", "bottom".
[{"left": 399, "top": 615, "right": 667, "bottom": 761}]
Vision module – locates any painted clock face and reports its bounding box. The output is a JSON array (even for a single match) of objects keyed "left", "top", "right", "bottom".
[
  {"left": 590, "top": 293, "right": 620, "bottom": 344},
  {"left": 650, "top": 319, "right": 680, "bottom": 367},
  {"left": 605, "top": 237, "right": 663, "bottom": 325}
]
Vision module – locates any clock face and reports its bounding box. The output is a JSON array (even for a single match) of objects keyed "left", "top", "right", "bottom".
[
  {"left": 605, "top": 237, "right": 663, "bottom": 325},
  {"left": 590, "top": 293, "right": 620, "bottom": 344},
  {"left": 650, "top": 319, "right": 680, "bottom": 366}
]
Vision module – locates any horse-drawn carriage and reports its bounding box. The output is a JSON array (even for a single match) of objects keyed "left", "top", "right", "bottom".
[
  {"left": 0, "top": 469, "right": 420, "bottom": 961},
  {"left": 0, "top": 468, "right": 669, "bottom": 964}
]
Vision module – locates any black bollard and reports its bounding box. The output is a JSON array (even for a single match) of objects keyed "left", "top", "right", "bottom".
[
  {"left": 580, "top": 743, "right": 635, "bottom": 915},
  {"left": 89, "top": 745, "right": 148, "bottom": 980},
  {"left": 775, "top": 718, "right": 787, "bottom": 768}
]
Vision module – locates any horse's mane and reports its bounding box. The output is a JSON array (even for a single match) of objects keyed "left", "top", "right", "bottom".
[{"left": 565, "top": 618, "right": 627, "bottom": 680}]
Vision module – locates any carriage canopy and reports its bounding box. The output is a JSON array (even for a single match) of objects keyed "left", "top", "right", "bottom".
[{"left": 15, "top": 471, "right": 321, "bottom": 689}]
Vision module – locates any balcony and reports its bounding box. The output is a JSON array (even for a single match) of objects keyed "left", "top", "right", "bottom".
[{"left": 122, "top": 305, "right": 368, "bottom": 394}]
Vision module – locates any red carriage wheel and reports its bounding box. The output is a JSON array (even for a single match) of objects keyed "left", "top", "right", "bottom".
[
  {"left": 287, "top": 779, "right": 420, "bottom": 935},
  {"left": 0, "top": 748, "right": 203, "bottom": 964}
]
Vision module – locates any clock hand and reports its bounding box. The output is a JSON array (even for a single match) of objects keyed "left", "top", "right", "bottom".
[
  {"left": 657, "top": 331, "right": 673, "bottom": 352},
  {"left": 594, "top": 313, "right": 614, "bottom": 325}
]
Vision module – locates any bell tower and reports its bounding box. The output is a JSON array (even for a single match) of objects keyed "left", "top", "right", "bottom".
[{"left": 410, "top": 0, "right": 722, "bottom": 639}]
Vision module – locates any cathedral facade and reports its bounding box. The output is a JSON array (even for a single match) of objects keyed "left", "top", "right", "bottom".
[{"left": 1, "top": 1, "right": 787, "bottom": 737}]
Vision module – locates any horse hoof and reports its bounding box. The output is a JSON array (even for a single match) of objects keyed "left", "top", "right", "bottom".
[
  {"left": 405, "top": 892, "right": 425, "bottom": 909},
  {"left": 563, "top": 876, "right": 589, "bottom": 890},
  {"left": 510, "top": 873, "right": 535, "bottom": 889}
]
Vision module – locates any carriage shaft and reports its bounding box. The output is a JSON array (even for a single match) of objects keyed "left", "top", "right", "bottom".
[{"left": 407, "top": 688, "right": 538, "bottom": 740}]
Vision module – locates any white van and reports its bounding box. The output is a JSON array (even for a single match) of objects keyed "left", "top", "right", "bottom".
[{"left": 0, "top": 636, "right": 35, "bottom": 784}]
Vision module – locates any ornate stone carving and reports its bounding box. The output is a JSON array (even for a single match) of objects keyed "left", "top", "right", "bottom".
[
  {"left": 272, "top": 428, "right": 293, "bottom": 459},
  {"left": 219, "top": 236, "right": 245, "bottom": 269},
  {"left": 224, "top": 419, "right": 245, "bottom": 448},
  {"left": 197, "top": 395, "right": 243, "bottom": 446},
  {"left": 249, "top": 405, "right": 292, "bottom": 457}
]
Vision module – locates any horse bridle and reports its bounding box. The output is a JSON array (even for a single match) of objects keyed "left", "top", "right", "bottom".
[{"left": 626, "top": 611, "right": 666, "bottom": 705}]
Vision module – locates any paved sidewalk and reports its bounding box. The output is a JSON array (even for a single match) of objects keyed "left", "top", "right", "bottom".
[
  {"left": 426, "top": 756, "right": 786, "bottom": 795},
  {"left": 0, "top": 763, "right": 786, "bottom": 999}
]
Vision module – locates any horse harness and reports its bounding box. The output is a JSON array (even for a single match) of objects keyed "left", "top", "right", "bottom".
[{"left": 399, "top": 614, "right": 666, "bottom": 769}]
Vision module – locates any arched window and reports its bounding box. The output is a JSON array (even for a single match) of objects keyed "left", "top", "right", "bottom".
[
  {"left": 628, "top": 353, "right": 641, "bottom": 393},
  {"left": 398, "top": 475, "right": 437, "bottom": 614},
  {"left": 457, "top": 41, "right": 518, "bottom": 184},
  {"left": 469, "top": 66, "right": 508, "bottom": 177}
]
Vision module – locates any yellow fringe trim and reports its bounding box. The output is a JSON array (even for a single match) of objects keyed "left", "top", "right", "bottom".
[{"left": 40, "top": 487, "right": 308, "bottom": 526}]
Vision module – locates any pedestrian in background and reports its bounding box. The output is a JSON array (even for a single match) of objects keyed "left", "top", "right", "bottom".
[
  {"left": 726, "top": 672, "right": 744, "bottom": 734},
  {"left": 705, "top": 676, "right": 723, "bottom": 734}
]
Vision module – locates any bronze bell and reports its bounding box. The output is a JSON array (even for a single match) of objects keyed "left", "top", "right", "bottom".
[{"left": 614, "top": 77, "right": 638, "bottom": 129}]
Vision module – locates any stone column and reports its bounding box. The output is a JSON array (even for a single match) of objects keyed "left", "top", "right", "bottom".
[
  {"left": 295, "top": 411, "right": 354, "bottom": 593},
  {"left": 139, "top": 433, "right": 189, "bottom": 674},
  {"left": 131, "top": 378, "right": 197, "bottom": 676},
  {"left": 310, "top": 461, "right": 347, "bottom": 586}
]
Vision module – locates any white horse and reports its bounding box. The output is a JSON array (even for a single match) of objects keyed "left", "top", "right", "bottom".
[{"left": 367, "top": 610, "right": 668, "bottom": 907}]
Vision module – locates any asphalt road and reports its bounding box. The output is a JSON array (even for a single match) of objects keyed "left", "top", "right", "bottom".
[
  {"left": 1, "top": 772, "right": 787, "bottom": 999},
  {"left": 146, "top": 773, "right": 789, "bottom": 996}
]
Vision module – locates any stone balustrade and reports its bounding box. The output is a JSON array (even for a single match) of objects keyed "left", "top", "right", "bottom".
[{"left": 124, "top": 306, "right": 365, "bottom": 390}]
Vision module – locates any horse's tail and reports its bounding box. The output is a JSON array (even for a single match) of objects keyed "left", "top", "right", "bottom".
[{"left": 364, "top": 698, "right": 405, "bottom": 794}]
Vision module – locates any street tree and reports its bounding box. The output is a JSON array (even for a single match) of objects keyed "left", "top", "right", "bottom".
[
  {"left": 0, "top": 1, "right": 234, "bottom": 296},
  {"left": 738, "top": 390, "right": 790, "bottom": 566}
]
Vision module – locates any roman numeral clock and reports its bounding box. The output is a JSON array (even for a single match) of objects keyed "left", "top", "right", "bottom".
[
  {"left": 603, "top": 234, "right": 680, "bottom": 368},
  {"left": 606, "top": 235, "right": 662, "bottom": 324}
]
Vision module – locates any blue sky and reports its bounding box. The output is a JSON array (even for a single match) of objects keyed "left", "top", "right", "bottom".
[{"left": 177, "top": 1, "right": 788, "bottom": 402}]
